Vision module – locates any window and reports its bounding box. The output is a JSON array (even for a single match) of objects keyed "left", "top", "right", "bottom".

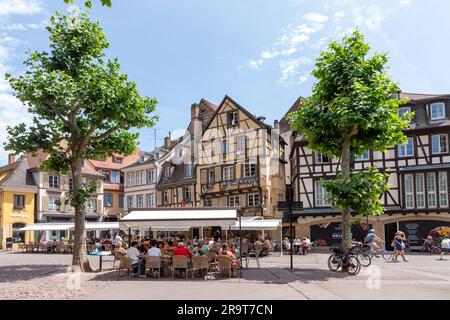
[
  {"left": 110, "top": 170, "right": 120, "bottom": 184},
  {"left": 48, "top": 196, "right": 60, "bottom": 212},
  {"left": 136, "top": 171, "right": 146, "bottom": 185},
  {"left": 415, "top": 173, "right": 425, "bottom": 208},
  {"left": 68, "top": 178, "right": 73, "bottom": 191},
  {"left": 147, "top": 169, "right": 155, "bottom": 183},
  {"left": 229, "top": 195, "right": 240, "bottom": 207},
  {"left": 113, "top": 156, "right": 123, "bottom": 164},
  {"left": 147, "top": 193, "right": 155, "bottom": 207},
  {"left": 127, "top": 196, "right": 135, "bottom": 208},
  {"left": 49, "top": 175, "right": 59, "bottom": 188},
  {"left": 398, "top": 107, "right": 411, "bottom": 118},
  {"left": 427, "top": 173, "right": 436, "bottom": 208},
  {"left": 432, "top": 134, "right": 448, "bottom": 154},
  {"left": 104, "top": 193, "right": 113, "bottom": 207},
  {"left": 391, "top": 93, "right": 399, "bottom": 100},
  {"left": 222, "top": 140, "right": 228, "bottom": 154},
  {"left": 66, "top": 204, "right": 75, "bottom": 212},
  {"left": 204, "top": 199, "right": 212, "bottom": 207},
  {"left": 404, "top": 174, "right": 414, "bottom": 209},
  {"left": 398, "top": 137, "right": 414, "bottom": 156},
  {"left": 184, "top": 164, "right": 193, "bottom": 177},
  {"left": 430, "top": 103, "right": 445, "bottom": 120},
  {"left": 163, "top": 191, "right": 169, "bottom": 204},
  {"left": 223, "top": 166, "right": 234, "bottom": 181},
  {"left": 244, "top": 163, "right": 256, "bottom": 177},
  {"left": 127, "top": 172, "right": 135, "bottom": 187},
  {"left": 228, "top": 111, "right": 239, "bottom": 126},
  {"left": 314, "top": 153, "right": 329, "bottom": 163},
  {"left": 438, "top": 172, "right": 448, "bottom": 207},
  {"left": 237, "top": 135, "right": 246, "bottom": 152},
  {"left": 248, "top": 193, "right": 260, "bottom": 207},
  {"left": 355, "top": 150, "right": 369, "bottom": 161},
  {"left": 315, "top": 181, "right": 330, "bottom": 207},
  {"left": 119, "top": 194, "right": 124, "bottom": 208},
  {"left": 12, "top": 223, "right": 25, "bottom": 243},
  {"left": 87, "top": 199, "right": 97, "bottom": 213},
  {"left": 183, "top": 187, "right": 192, "bottom": 202},
  {"left": 208, "top": 169, "right": 215, "bottom": 184},
  {"left": 13, "top": 195, "right": 25, "bottom": 210},
  {"left": 136, "top": 195, "right": 144, "bottom": 208},
  {"left": 155, "top": 152, "right": 160, "bottom": 159},
  {"left": 164, "top": 167, "right": 171, "bottom": 179}
]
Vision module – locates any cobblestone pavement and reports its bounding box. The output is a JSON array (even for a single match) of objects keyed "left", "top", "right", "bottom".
[{"left": 0, "top": 250, "right": 449, "bottom": 299}]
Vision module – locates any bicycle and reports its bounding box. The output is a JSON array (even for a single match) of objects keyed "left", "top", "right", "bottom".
[
  {"left": 360, "top": 242, "right": 393, "bottom": 261},
  {"left": 327, "top": 245, "right": 361, "bottom": 275}
]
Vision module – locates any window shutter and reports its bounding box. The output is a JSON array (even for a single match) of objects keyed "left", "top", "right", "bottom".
[
  {"left": 214, "top": 166, "right": 221, "bottom": 182},
  {"left": 220, "top": 197, "right": 227, "bottom": 206},
  {"left": 236, "top": 164, "right": 241, "bottom": 179},
  {"left": 96, "top": 180, "right": 102, "bottom": 193},
  {"left": 42, "top": 196, "right": 48, "bottom": 211},
  {"left": 43, "top": 173, "right": 49, "bottom": 188},
  {"left": 97, "top": 199, "right": 102, "bottom": 214},
  {"left": 240, "top": 194, "right": 247, "bottom": 207},
  {"left": 200, "top": 169, "right": 207, "bottom": 184},
  {"left": 59, "top": 196, "right": 65, "bottom": 213}
]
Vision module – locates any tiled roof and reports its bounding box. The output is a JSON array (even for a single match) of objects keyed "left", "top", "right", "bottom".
[
  {"left": 0, "top": 158, "right": 37, "bottom": 191},
  {"left": 156, "top": 163, "right": 196, "bottom": 189},
  {"left": 88, "top": 150, "right": 141, "bottom": 170},
  {"left": 400, "top": 92, "right": 450, "bottom": 102},
  {"left": 279, "top": 96, "right": 304, "bottom": 134}
]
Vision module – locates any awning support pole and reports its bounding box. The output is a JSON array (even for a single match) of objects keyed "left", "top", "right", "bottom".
[{"left": 128, "top": 227, "right": 131, "bottom": 247}]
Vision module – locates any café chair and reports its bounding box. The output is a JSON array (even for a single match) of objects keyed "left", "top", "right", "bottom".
[
  {"left": 145, "top": 256, "right": 161, "bottom": 279},
  {"left": 171, "top": 255, "right": 189, "bottom": 279},
  {"left": 216, "top": 255, "right": 233, "bottom": 279},
  {"left": 191, "top": 256, "right": 209, "bottom": 279}
]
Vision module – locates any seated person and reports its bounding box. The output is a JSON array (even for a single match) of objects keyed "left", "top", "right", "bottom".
[
  {"left": 282, "top": 237, "right": 291, "bottom": 251},
  {"left": 173, "top": 242, "right": 192, "bottom": 277},
  {"left": 423, "top": 235, "right": 434, "bottom": 250},
  {"left": 127, "top": 241, "right": 146, "bottom": 278},
  {"left": 186, "top": 240, "right": 196, "bottom": 255},
  {"left": 300, "top": 237, "right": 311, "bottom": 255},
  {"left": 220, "top": 244, "right": 239, "bottom": 272},
  {"left": 113, "top": 241, "right": 127, "bottom": 256},
  {"left": 148, "top": 239, "right": 164, "bottom": 276}
]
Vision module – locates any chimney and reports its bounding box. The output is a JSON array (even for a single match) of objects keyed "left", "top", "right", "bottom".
[
  {"left": 191, "top": 103, "right": 200, "bottom": 121},
  {"left": 8, "top": 153, "right": 15, "bottom": 164},
  {"left": 256, "top": 116, "right": 266, "bottom": 123},
  {"left": 273, "top": 119, "right": 279, "bottom": 130},
  {"left": 164, "top": 131, "right": 172, "bottom": 149}
]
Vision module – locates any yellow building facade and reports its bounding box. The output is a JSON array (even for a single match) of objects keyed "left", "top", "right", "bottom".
[{"left": 0, "top": 157, "right": 37, "bottom": 249}]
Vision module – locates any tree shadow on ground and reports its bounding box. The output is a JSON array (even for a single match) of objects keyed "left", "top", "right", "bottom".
[{"left": 0, "top": 264, "right": 69, "bottom": 283}]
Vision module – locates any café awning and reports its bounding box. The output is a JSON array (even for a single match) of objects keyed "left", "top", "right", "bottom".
[
  {"left": 19, "top": 223, "right": 73, "bottom": 231},
  {"left": 84, "top": 222, "right": 119, "bottom": 230},
  {"left": 230, "top": 219, "right": 282, "bottom": 231},
  {"left": 120, "top": 208, "right": 238, "bottom": 229}
]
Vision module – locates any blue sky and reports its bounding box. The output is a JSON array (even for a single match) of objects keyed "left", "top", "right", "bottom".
[{"left": 0, "top": 0, "right": 449, "bottom": 164}]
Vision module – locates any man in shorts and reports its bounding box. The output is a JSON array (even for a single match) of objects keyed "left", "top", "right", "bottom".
[
  {"left": 440, "top": 235, "right": 450, "bottom": 260},
  {"left": 365, "top": 229, "right": 383, "bottom": 257}
]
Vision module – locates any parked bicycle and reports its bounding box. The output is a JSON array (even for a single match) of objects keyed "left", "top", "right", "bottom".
[{"left": 327, "top": 245, "right": 361, "bottom": 275}]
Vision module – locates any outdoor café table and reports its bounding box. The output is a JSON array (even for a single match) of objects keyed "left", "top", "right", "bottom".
[{"left": 88, "top": 251, "right": 113, "bottom": 271}]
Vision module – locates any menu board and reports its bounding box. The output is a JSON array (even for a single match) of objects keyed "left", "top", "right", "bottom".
[{"left": 399, "top": 220, "right": 450, "bottom": 246}]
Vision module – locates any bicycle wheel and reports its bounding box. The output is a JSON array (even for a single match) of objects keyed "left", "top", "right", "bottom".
[
  {"left": 382, "top": 250, "right": 392, "bottom": 260},
  {"left": 327, "top": 254, "right": 341, "bottom": 272},
  {"left": 345, "top": 255, "right": 361, "bottom": 276},
  {"left": 358, "top": 252, "right": 372, "bottom": 267}
]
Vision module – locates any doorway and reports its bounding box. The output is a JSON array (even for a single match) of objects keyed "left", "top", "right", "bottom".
[{"left": 384, "top": 222, "right": 398, "bottom": 250}]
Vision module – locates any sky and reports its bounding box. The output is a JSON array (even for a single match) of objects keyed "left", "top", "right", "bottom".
[{"left": 0, "top": 0, "right": 449, "bottom": 164}]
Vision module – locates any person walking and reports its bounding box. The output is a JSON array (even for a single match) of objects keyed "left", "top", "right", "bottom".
[
  {"left": 440, "top": 235, "right": 450, "bottom": 260},
  {"left": 392, "top": 231, "right": 408, "bottom": 262}
]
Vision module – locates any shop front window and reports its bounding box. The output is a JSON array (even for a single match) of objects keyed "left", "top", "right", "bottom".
[{"left": 12, "top": 223, "right": 25, "bottom": 243}]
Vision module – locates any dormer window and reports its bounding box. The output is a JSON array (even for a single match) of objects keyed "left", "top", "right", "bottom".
[
  {"left": 155, "top": 152, "right": 160, "bottom": 159},
  {"left": 391, "top": 93, "right": 399, "bottom": 100},
  {"left": 113, "top": 156, "right": 123, "bottom": 164},
  {"left": 184, "top": 163, "right": 193, "bottom": 177},
  {"left": 228, "top": 111, "right": 239, "bottom": 126},
  {"left": 430, "top": 103, "right": 445, "bottom": 120},
  {"left": 164, "top": 167, "right": 171, "bottom": 178},
  {"left": 398, "top": 107, "right": 411, "bottom": 119}
]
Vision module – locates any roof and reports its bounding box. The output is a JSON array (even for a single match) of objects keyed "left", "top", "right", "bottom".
[
  {"left": 400, "top": 92, "right": 450, "bottom": 102},
  {"left": 156, "top": 163, "right": 196, "bottom": 189},
  {"left": 120, "top": 208, "right": 238, "bottom": 228},
  {"left": 0, "top": 158, "right": 37, "bottom": 192},
  {"left": 279, "top": 96, "right": 304, "bottom": 134},
  {"left": 19, "top": 222, "right": 119, "bottom": 231},
  {"left": 88, "top": 150, "right": 141, "bottom": 170},
  {"left": 24, "top": 152, "right": 104, "bottom": 178}
]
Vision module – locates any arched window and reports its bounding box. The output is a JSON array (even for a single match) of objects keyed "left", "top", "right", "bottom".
[{"left": 12, "top": 223, "right": 26, "bottom": 243}]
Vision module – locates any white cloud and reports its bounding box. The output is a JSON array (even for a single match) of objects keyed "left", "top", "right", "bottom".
[
  {"left": 291, "top": 34, "right": 309, "bottom": 45},
  {"left": 303, "top": 12, "right": 329, "bottom": 24},
  {"left": 333, "top": 11, "right": 345, "bottom": 22},
  {"left": 0, "top": 0, "right": 43, "bottom": 17},
  {"left": 278, "top": 57, "right": 312, "bottom": 86}
]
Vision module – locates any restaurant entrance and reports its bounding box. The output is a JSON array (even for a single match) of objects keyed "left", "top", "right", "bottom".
[{"left": 384, "top": 222, "right": 398, "bottom": 250}]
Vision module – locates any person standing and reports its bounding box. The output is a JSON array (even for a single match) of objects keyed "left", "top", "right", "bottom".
[{"left": 440, "top": 235, "right": 450, "bottom": 260}]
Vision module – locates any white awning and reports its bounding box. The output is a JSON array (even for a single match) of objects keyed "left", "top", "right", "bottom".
[
  {"left": 120, "top": 208, "right": 238, "bottom": 228},
  {"left": 84, "top": 222, "right": 119, "bottom": 230},
  {"left": 19, "top": 222, "right": 121, "bottom": 231},
  {"left": 230, "top": 219, "right": 282, "bottom": 231},
  {"left": 19, "top": 223, "right": 74, "bottom": 231}
]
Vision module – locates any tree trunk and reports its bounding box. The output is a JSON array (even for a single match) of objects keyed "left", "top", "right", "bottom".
[
  {"left": 71, "top": 156, "right": 92, "bottom": 272},
  {"left": 341, "top": 137, "right": 352, "bottom": 250}
]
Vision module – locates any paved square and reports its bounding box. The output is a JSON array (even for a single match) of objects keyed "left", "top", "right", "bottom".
[{"left": 0, "top": 250, "right": 449, "bottom": 300}]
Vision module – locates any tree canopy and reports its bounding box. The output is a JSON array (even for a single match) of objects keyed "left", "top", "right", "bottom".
[{"left": 63, "top": 0, "right": 111, "bottom": 8}]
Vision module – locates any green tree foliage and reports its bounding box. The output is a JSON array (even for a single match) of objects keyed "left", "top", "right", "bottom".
[
  {"left": 288, "top": 31, "right": 410, "bottom": 249},
  {"left": 63, "top": 0, "right": 111, "bottom": 8},
  {"left": 4, "top": 11, "right": 157, "bottom": 271}
]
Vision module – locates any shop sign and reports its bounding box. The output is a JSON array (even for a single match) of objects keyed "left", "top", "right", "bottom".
[
  {"left": 10, "top": 213, "right": 29, "bottom": 219},
  {"left": 239, "top": 177, "right": 257, "bottom": 185}
]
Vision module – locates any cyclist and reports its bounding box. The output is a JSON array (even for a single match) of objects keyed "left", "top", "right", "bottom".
[{"left": 365, "top": 229, "right": 383, "bottom": 257}]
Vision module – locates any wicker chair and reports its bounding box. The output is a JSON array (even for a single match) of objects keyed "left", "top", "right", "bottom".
[
  {"left": 55, "top": 242, "right": 65, "bottom": 254},
  {"left": 248, "top": 248, "right": 261, "bottom": 268},
  {"left": 207, "top": 251, "right": 218, "bottom": 273},
  {"left": 17, "top": 244, "right": 24, "bottom": 252},
  {"left": 171, "top": 255, "right": 189, "bottom": 279},
  {"left": 39, "top": 243, "right": 47, "bottom": 253},
  {"left": 145, "top": 256, "right": 161, "bottom": 278},
  {"left": 191, "top": 256, "right": 209, "bottom": 279},
  {"left": 117, "top": 255, "right": 133, "bottom": 280},
  {"left": 216, "top": 255, "right": 233, "bottom": 279}
]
